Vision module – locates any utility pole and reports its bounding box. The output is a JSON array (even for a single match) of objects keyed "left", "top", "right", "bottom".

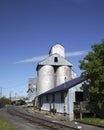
[
  {"left": 64, "top": 77, "right": 66, "bottom": 116},
  {"left": 9, "top": 91, "right": 12, "bottom": 101},
  {"left": 0, "top": 87, "right": 2, "bottom": 98}
]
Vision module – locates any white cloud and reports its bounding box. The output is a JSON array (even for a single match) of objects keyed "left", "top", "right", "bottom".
[
  {"left": 15, "top": 55, "right": 48, "bottom": 63},
  {"left": 65, "top": 50, "right": 88, "bottom": 57},
  {"left": 15, "top": 50, "right": 88, "bottom": 63}
]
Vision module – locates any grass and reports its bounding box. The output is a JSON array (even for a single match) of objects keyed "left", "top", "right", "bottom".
[
  {"left": 79, "top": 118, "right": 104, "bottom": 126},
  {"left": 0, "top": 117, "right": 19, "bottom": 130}
]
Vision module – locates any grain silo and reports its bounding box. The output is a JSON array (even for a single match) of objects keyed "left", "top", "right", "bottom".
[
  {"left": 36, "top": 43, "right": 76, "bottom": 95},
  {"left": 56, "top": 65, "right": 71, "bottom": 86},
  {"left": 37, "top": 65, "right": 55, "bottom": 95}
]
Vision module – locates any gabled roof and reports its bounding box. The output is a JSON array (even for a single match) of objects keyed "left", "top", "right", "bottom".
[
  {"left": 36, "top": 53, "right": 73, "bottom": 70},
  {"left": 40, "top": 77, "right": 86, "bottom": 96}
]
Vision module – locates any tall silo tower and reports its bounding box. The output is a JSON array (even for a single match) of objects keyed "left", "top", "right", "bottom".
[
  {"left": 36, "top": 44, "right": 74, "bottom": 95},
  {"left": 56, "top": 65, "right": 71, "bottom": 86},
  {"left": 36, "top": 65, "right": 55, "bottom": 96}
]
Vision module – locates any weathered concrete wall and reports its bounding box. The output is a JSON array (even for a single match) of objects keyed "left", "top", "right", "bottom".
[
  {"left": 56, "top": 66, "right": 71, "bottom": 86},
  {"left": 37, "top": 65, "right": 55, "bottom": 95}
]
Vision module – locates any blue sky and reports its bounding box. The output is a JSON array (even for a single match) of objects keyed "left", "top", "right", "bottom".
[{"left": 0, "top": 0, "right": 104, "bottom": 97}]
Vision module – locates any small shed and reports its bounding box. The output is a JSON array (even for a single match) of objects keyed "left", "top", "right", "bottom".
[{"left": 38, "top": 77, "right": 87, "bottom": 120}]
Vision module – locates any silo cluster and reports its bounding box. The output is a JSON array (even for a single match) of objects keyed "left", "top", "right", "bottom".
[{"left": 36, "top": 44, "right": 77, "bottom": 95}]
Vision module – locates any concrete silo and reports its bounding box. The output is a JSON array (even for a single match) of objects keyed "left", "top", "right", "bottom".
[
  {"left": 37, "top": 65, "right": 55, "bottom": 95},
  {"left": 36, "top": 43, "right": 75, "bottom": 95},
  {"left": 56, "top": 65, "right": 71, "bottom": 86}
]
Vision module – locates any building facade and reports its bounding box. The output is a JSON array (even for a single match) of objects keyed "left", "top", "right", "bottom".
[
  {"left": 39, "top": 77, "right": 87, "bottom": 120},
  {"left": 27, "top": 44, "right": 88, "bottom": 120},
  {"left": 27, "top": 78, "right": 37, "bottom": 101},
  {"left": 36, "top": 44, "right": 77, "bottom": 96}
]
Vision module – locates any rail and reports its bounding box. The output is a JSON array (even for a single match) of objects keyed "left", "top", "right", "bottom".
[{"left": 7, "top": 106, "right": 79, "bottom": 130}]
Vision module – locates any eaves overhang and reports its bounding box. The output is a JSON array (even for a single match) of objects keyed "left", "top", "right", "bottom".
[{"left": 39, "top": 77, "right": 86, "bottom": 96}]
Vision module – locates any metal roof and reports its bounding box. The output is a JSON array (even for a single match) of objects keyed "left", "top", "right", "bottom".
[
  {"left": 36, "top": 53, "right": 73, "bottom": 70},
  {"left": 40, "top": 77, "right": 86, "bottom": 95}
]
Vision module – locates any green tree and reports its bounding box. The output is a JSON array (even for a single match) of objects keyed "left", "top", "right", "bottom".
[
  {"left": 79, "top": 40, "right": 104, "bottom": 108},
  {"left": 0, "top": 96, "right": 11, "bottom": 104}
]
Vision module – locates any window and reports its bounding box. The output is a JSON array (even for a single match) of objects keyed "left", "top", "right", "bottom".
[
  {"left": 61, "top": 92, "right": 64, "bottom": 103},
  {"left": 52, "top": 94, "right": 55, "bottom": 103},
  {"left": 75, "top": 92, "right": 83, "bottom": 102},
  {"left": 54, "top": 57, "right": 58, "bottom": 63},
  {"left": 46, "top": 95, "right": 49, "bottom": 103}
]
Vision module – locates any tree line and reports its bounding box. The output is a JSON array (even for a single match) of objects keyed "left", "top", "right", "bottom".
[{"left": 79, "top": 40, "right": 104, "bottom": 117}]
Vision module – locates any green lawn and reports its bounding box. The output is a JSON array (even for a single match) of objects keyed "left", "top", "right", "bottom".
[
  {"left": 0, "top": 117, "right": 19, "bottom": 130},
  {"left": 80, "top": 118, "right": 104, "bottom": 126}
]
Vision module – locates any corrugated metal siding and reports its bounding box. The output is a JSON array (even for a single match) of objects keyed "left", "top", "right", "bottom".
[
  {"left": 55, "top": 93, "right": 64, "bottom": 113},
  {"left": 40, "top": 81, "right": 85, "bottom": 115}
]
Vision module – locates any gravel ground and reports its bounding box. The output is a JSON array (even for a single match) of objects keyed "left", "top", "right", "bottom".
[
  {"left": 26, "top": 107, "right": 104, "bottom": 130},
  {"left": 0, "top": 107, "right": 48, "bottom": 130},
  {"left": 0, "top": 106, "right": 104, "bottom": 130}
]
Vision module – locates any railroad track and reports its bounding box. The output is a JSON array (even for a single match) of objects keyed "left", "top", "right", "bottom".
[{"left": 7, "top": 106, "right": 79, "bottom": 130}]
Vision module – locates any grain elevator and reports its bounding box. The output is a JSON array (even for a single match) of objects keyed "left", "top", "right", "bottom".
[{"left": 36, "top": 44, "right": 77, "bottom": 95}]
